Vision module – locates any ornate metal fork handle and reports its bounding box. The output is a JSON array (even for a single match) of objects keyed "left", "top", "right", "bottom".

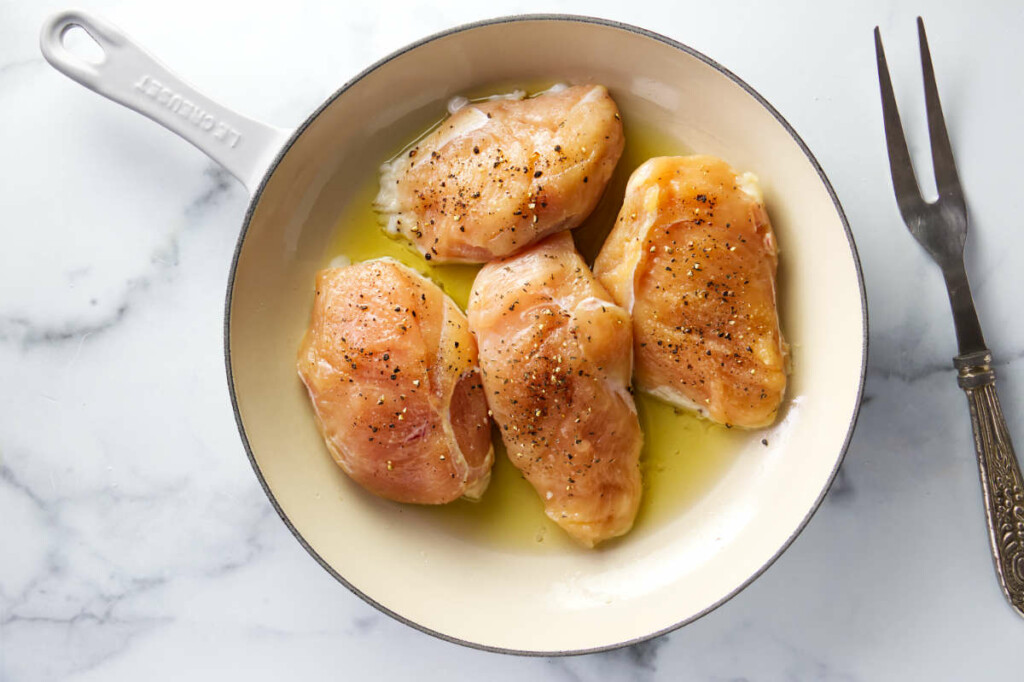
[
  {"left": 957, "top": 352, "right": 1024, "bottom": 615},
  {"left": 876, "top": 19, "right": 1024, "bottom": 617}
]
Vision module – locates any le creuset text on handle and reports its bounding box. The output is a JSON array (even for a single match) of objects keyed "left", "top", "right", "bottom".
[{"left": 39, "top": 10, "right": 291, "bottom": 194}]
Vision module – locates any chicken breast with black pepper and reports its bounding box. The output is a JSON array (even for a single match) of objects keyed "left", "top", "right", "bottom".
[
  {"left": 297, "top": 259, "right": 493, "bottom": 504},
  {"left": 594, "top": 156, "right": 788, "bottom": 428},
  {"left": 376, "top": 85, "right": 624, "bottom": 263},
  {"left": 468, "top": 232, "right": 642, "bottom": 547}
]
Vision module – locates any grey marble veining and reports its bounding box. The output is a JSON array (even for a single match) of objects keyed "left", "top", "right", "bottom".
[{"left": 3, "top": 0, "right": 1024, "bottom": 680}]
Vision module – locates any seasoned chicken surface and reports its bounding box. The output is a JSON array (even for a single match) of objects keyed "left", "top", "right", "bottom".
[
  {"left": 297, "top": 259, "right": 493, "bottom": 504},
  {"left": 468, "top": 232, "right": 642, "bottom": 547},
  {"left": 594, "top": 156, "right": 788, "bottom": 428},
  {"left": 376, "top": 85, "right": 624, "bottom": 263}
]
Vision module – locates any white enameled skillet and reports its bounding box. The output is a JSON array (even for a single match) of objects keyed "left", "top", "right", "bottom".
[{"left": 41, "top": 10, "right": 866, "bottom": 654}]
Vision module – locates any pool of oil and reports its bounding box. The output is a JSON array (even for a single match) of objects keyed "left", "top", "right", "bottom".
[{"left": 322, "top": 84, "right": 748, "bottom": 551}]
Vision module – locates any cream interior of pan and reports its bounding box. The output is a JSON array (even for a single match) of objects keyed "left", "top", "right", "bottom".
[{"left": 228, "top": 19, "right": 865, "bottom": 653}]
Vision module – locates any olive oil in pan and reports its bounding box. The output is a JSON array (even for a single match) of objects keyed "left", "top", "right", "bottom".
[
  {"left": 324, "top": 179, "right": 479, "bottom": 308},
  {"left": 323, "top": 88, "right": 744, "bottom": 551},
  {"left": 422, "top": 404, "right": 744, "bottom": 551}
]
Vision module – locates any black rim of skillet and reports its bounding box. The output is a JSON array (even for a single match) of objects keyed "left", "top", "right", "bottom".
[{"left": 223, "top": 13, "right": 870, "bottom": 657}]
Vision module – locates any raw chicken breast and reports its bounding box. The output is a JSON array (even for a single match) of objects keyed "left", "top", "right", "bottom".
[
  {"left": 468, "top": 232, "right": 642, "bottom": 547},
  {"left": 594, "top": 156, "right": 788, "bottom": 428},
  {"left": 376, "top": 85, "right": 624, "bottom": 263},
  {"left": 297, "top": 259, "right": 493, "bottom": 504}
]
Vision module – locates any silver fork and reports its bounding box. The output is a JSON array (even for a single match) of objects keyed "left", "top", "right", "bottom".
[{"left": 876, "top": 17, "right": 1024, "bottom": 618}]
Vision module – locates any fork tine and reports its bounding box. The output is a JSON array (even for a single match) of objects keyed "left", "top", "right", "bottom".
[
  {"left": 917, "top": 17, "right": 964, "bottom": 206},
  {"left": 875, "top": 27, "right": 926, "bottom": 218}
]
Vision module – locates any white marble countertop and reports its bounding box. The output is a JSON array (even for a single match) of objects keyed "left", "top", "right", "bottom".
[{"left": 3, "top": 0, "right": 1023, "bottom": 679}]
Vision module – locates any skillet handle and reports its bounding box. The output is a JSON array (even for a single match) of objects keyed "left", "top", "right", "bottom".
[{"left": 40, "top": 10, "right": 290, "bottom": 194}]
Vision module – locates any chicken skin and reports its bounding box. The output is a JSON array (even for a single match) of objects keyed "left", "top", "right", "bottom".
[
  {"left": 297, "top": 259, "right": 493, "bottom": 504},
  {"left": 468, "top": 232, "right": 642, "bottom": 547},
  {"left": 594, "top": 156, "right": 788, "bottom": 428},
  {"left": 376, "top": 85, "right": 624, "bottom": 263}
]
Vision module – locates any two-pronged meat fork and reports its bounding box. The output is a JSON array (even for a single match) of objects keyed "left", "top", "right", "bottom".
[{"left": 875, "top": 18, "right": 1024, "bottom": 617}]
